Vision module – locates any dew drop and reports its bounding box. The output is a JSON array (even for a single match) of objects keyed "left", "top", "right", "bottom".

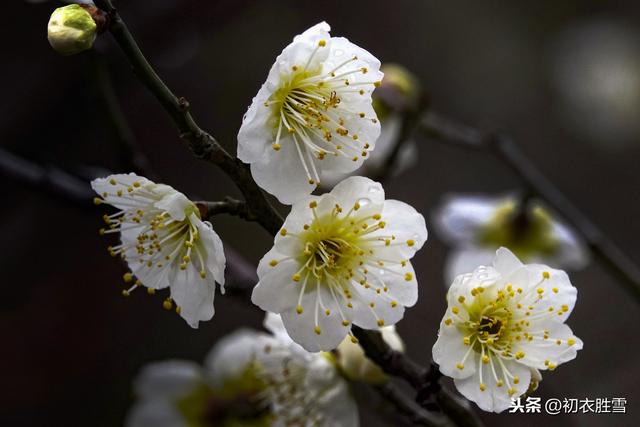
[{"left": 357, "top": 197, "right": 371, "bottom": 207}]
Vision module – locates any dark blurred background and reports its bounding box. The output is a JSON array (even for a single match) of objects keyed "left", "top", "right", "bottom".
[{"left": 3, "top": 1, "right": 639, "bottom": 426}]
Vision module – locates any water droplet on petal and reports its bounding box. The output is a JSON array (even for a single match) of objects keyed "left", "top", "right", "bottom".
[{"left": 357, "top": 197, "right": 371, "bottom": 207}]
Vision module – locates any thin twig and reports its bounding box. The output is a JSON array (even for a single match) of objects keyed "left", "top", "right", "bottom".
[
  {"left": 421, "top": 111, "right": 640, "bottom": 301},
  {"left": 93, "top": 0, "right": 283, "bottom": 236}
]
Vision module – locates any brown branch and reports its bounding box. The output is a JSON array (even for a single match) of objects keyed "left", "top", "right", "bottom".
[
  {"left": 88, "top": 4, "right": 484, "bottom": 424},
  {"left": 352, "top": 327, "right": 484, "bottom": 427},
  {"left": 421, "top": 111, "right": 640, "bottom": 301},
  {"left": 93, "top": 0, "right": 283, "bottom": 237}
]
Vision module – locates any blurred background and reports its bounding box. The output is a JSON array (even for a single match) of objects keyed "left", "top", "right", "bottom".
[{"left": 3, "top": 0, "right": 639, "bottom": 426}]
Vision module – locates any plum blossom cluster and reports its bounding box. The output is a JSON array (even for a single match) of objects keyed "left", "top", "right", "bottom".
[
  {"left": 126, "top": 313, "right": 359, "bottom": 427},
  {"left": 92, "top": 173, "right": 225, "bottom": 328},
  {"left": 432, "top": 248, "right": 583, "bottom": 412},
  {"left": 81, "top": 19, "right": 585, "bottom": 419}
]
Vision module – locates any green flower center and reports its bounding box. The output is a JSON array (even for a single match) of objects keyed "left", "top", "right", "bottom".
[
  {"left": 174, "top": 365, "right": 270, "bottom": 427},
  {"left": 477, "top": 201, "right": 558, "bottom": 260}
]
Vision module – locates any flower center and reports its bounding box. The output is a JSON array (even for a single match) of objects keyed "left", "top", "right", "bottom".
[
  {"left": 478, "top": 201, "right": 558, "bottom": 259},
  {"left": 263, "top": 39, "right": 380, "bottom": 185},
  {"left": 478, "top": 315, "right": 505, "bottom": 337}
]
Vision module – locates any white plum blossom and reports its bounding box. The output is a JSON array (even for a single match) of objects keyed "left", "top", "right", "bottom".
[
  {"left": 432, "top": 247, "right": 583, "bottom": 413},
  {"left": 92, "top": 173, "right": 225, "bottom": 328},
  {"left": 126, "top": 314, "right": 359, "bottom": 427},
  {"left": 433, "top": 194, "right": 589, "bottom": 284},
  {"left": 237, "top": 22, "right": 383, "bottom": 204},
  {"left": 335, "top": 325, "right": 405, "bottom": 384},
  {"left": 252, "top": 176, "right": 428, "bottom": 352}
]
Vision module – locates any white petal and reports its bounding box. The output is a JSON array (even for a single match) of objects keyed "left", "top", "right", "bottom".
[
  {"left": 125, "top": 401, "right": 186, "bottom": 427},
  {"left": 204, "top": 329, "right": 270, "bottom": 388},
  {"left": 517, "top": 323, "right": 583, "bottom": 370},
  {"left": 280, "top": 284, "right": 351, "bottom": 352},
  {"left": 91, "top": 173, "right": 153, "bottom": 210},
  {"left": 432, "top": 320, "right": 475, "bottom": 379},
  {"left": 549, "top": 221, "right": 590, "bottom": 270},
  {"left": 445, "top": 248, "right": 495, "bottom": 285},
  {"left": 252, "top": 258, "right": 302, "bottom": 313},
  {"left": 277, "top": 22, "right": 332, "bottom": 74},
  {"left": 370, "top": 260, "right": 418, "bottom": 307},
  {"left": 313, "top": 375, "right": 360, "bottom": 427},
  {"left": 453, "top": 358, "right": 531, "bottom": 413},
  {"left": 433, "top": 195, "right": 502, "bottom": 245},
  {"left": 330, "top": 176, "right": 385, "bottom": 217},
  {"left": 192, "top": 215, "right": 226, "bottom": 287},
  {"left": 379, "top": 199, "right": 428, "bottom": 259},
  {"left": 154, "top": 191, "right": 192, "bottom": 222},
  {"left": 250, "top": 135, "right": 317, "bottom": 205},
  {"left": 170, "top": 266, "right": 216, "bottom": 328},
  {"left": 133, "top": 360, "right": 202, "bottom": 401},
  {"left": 506, "top": 263, "right": 577, "bottom": 323},
  {"left": 237, "top": 82, "right": 274, "bottom": 163},
  {"left": 349, "top": 283, "right": 406, "bottom": 330},
  {"left": 493, "top": 247, "right": 524, "bottom": 276}
]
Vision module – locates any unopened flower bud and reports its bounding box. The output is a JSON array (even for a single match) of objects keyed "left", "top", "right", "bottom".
[
  {"left": 373, "top": 64, "right": 422, "bottom": 118},
  {"left": 47, "top": 4, "right": 97, "bottom": 55}
]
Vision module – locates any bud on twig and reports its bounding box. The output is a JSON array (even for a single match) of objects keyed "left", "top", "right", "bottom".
[{"left": 48, "top": 4, "right": 108, "bottom": 55}]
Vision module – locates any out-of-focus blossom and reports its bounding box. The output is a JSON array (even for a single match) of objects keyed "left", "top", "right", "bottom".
[
  {"left": 550, "top": 20, "right": 640, "bottom": 148},
  {"left": 335, "top": 325, "right": 404, "bottom": 384},
  {"left": 237, "top": 22, "right": 383, "bottom": 204},
  {"left": 433, "top": 194, "right": 588, "bottom": 284},
  {"left": 322, "top": 64, "right": 421, "bottom": 187},
  {"left": 47, "top": 4, "right": 97, "bottom": 55},
  {"left": 92, "top": 173, "right": 226, "bottom": 328},
  {"left": 252, "top": 176, "right": 427, "bottom": 352},
  {"left": 432, "top": 248, "right": 583, "bottom": 413},
  {"left": 126, "top": 314, "right": 359, "bottom": 427}
]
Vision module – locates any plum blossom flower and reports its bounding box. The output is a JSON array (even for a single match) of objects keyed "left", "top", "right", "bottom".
[
  {"left": 252, "top": 176, "right": 428, "bottom": 352},
  {"left": 432, "top": 247, "right": 583, "bottom": 413},
  {"left": 126, "top": 314, "right": 359, "bottom": 427},
  {"left": 433, "top": 194, "right": 589, "bottom": 284},
  {"left": 92, "top": 173, "right": 225, "bottom": 328},
  {"left": 237, "top": 22, "right": 383, "bottom": 204}
]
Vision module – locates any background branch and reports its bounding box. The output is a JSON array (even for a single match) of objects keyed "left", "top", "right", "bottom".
[
  {"left": 93, "top": 0, "right": 283, "bottom": 236},
  {"left": 0, "top": 147, "right": 93, "bottom": 206},
  {"left": 421, "top": 111, "right": 640, "bottom": 301}
]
